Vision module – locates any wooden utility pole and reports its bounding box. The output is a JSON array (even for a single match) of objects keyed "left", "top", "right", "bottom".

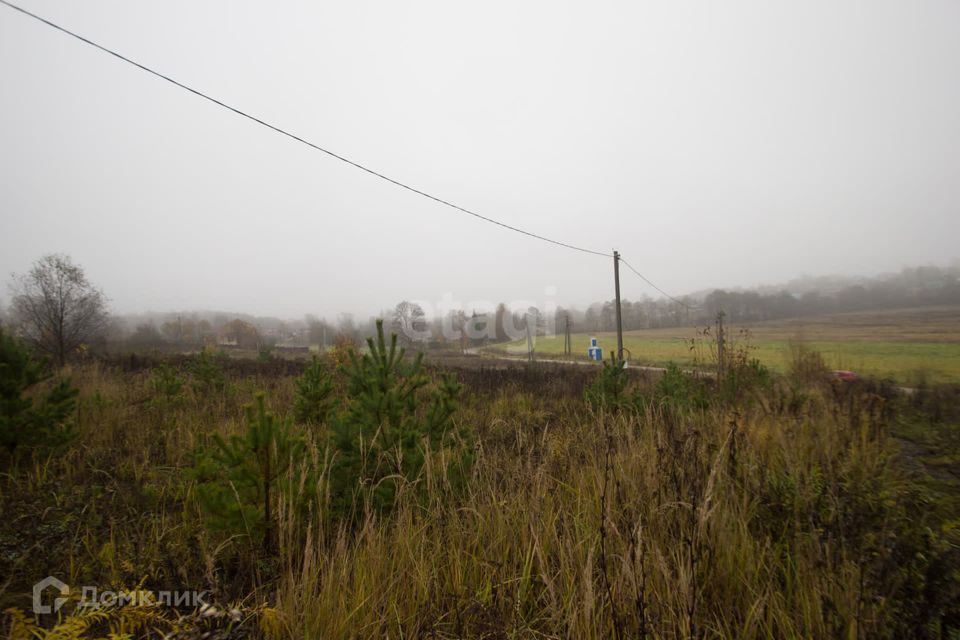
[
  {"left": 564, "top": 315, "right": 572, "bottom": 358},
  {"left": 716, "top": 310, "right": 726, "bottom": 380},
  {"left": 525, "top": 315, "right": 534, "bottom": 362},
  {"left": 613, "top": 250, "right": 624, "bottom": 362}
]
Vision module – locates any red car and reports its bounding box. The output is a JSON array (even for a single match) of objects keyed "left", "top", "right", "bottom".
[{"left": 831, "top": 370, "right": 860, "bottom": 382}]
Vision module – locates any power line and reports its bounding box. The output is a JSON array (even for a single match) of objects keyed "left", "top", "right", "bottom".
[
  {"left": 619, "top": 257, "right": 700, "bottom": 310},
  {"left": 1, "top": 0, "right": 699, "bottom": 307},
  {"left": 0, "top": 0, "right": 610, "bottom": 258}
]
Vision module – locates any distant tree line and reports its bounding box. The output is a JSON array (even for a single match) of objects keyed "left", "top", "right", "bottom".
[
  {"left": 575, "top": 263, "right": 960, "bottom": 332},
  {"left": 108, "top": 263, "right": 960, "bottom": 351},
  {"left": 7, "top": 254, "right": 954, "bottom": 363}
]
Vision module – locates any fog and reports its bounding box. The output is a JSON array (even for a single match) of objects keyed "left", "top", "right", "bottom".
[{"left": 2, "top": 0, "right": 958, "bottom": 319}]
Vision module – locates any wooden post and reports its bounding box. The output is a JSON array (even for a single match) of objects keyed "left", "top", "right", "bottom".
[
  {"left": 526, "top": 316, "right": 534, "bottom": 362},
  {"left": 613, "top": 250, "right": 624, "bottom": 362},
  {"left": 716, "top": 310, "right": 725, "bottom": 380}
]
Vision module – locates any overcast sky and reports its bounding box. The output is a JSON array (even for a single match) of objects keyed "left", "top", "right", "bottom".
[{"left": 2, "top": 0, "right": 958, "bottom": 319}]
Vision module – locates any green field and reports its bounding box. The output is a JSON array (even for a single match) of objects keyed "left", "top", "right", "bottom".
[{"left": 488, "top": 306, "right": 960, "bottom": 384}]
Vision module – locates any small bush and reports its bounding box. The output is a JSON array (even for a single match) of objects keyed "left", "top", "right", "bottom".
[
  {"left": 649, "top": 362, "right": 710, "bottom": 410},
  {"left": 193, "top": 394, "right": 304, "bottom": 552},
  {"left": 0, "top": 328, "right": 78, "bottom": 461},
  {"left": 148, "top": 363, "right": 183, "bottom": 402},
  {"left": 189, "top": 348, "right": 226, "bottom": 394},
  {"left": 258, "top": 344, "right": 275, "bottom": 362},
  {"left": 293, "top": 357, "right": 336, "bottom": 425},
  {"left": 585, "top": 355, "right": 628, "bottom": 409},
  {"left": 329, "top": 320, "right": 462, "bottom": 519},
  {"left": 328, "top": 334, "right": 358, "bottom": 370},
  {"left": 719, "top": 356, "right": 772, "bottom": 404}
]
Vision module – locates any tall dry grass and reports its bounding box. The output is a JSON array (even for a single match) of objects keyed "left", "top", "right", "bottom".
[
  {"left": 270, "top": 387, "right": 906, "bottom": 638},
  {"left": 2, "top": 357, "right": 956, "bottom": 639}
]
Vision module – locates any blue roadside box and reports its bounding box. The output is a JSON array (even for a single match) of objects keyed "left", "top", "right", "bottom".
[{"left": 588, "top": 337, "right": 603, "bottom": 361}]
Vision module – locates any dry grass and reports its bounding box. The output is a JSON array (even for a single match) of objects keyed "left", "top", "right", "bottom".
[
  {"left": 273, "top": 395, "right": 905, "bottom": 638},
  {"left": 1, "top": 356, "right": 958, "bottom": 639}
]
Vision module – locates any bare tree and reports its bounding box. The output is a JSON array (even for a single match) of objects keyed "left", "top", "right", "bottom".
[
  {"left": 391, "top": 300, "right": 428, "bottom": 346},
  {"left": 9, "top": 254, "right": 109, "bottom": 366}
]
